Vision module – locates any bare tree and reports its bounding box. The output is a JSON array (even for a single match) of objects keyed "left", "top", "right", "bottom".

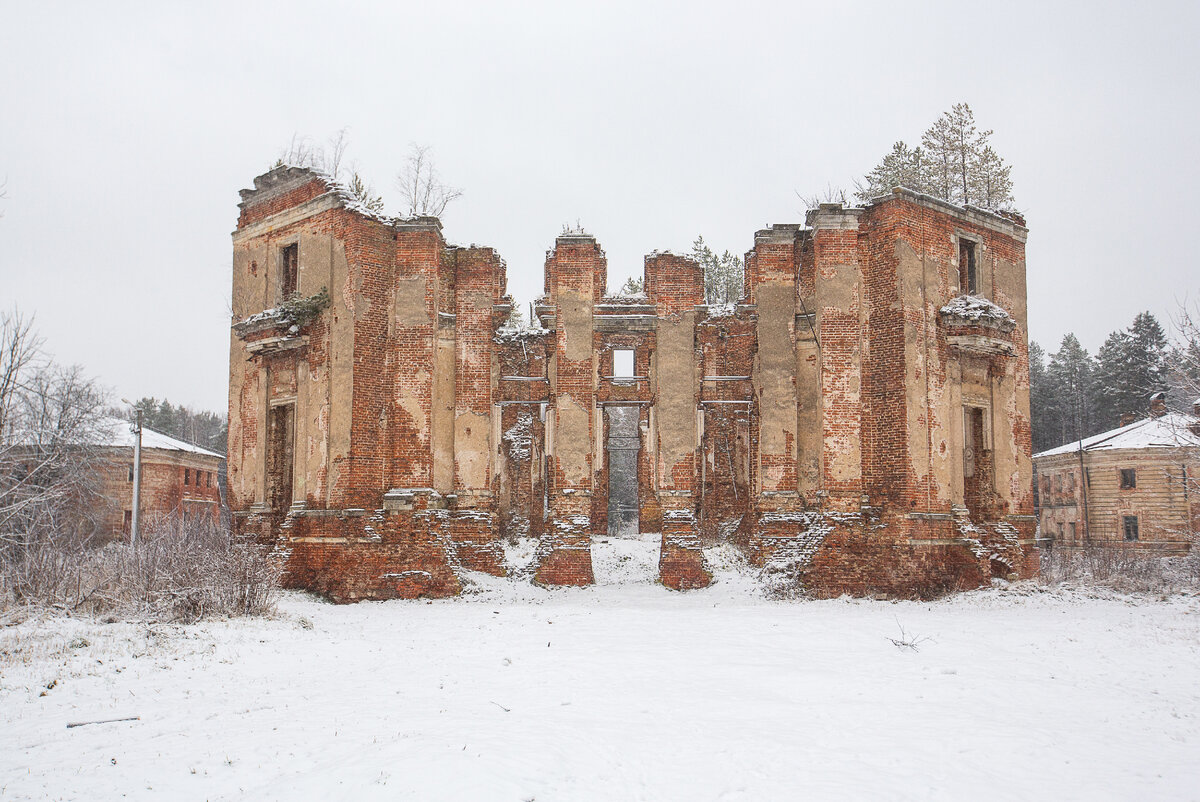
[
  {"left": 279, "top": 128, "right": 350, "bottom": 180},
  {"left": 396, "top": 143, "right": 463, "bottom": 218},
  {"left": 0, "top": 310, "right": 43, "bottom": 437},
  {"left": 0, "top": 310, "right": 110, "bottom": 553},
  {"left": 797, "top": 183, "right": 849, "bottom": 211},
  {"left": 1169, "top": 297, "right": 1200, "bottom": 409}
]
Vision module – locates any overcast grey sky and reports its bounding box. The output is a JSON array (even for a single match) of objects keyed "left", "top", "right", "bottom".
[{"left": 2, "top": 0, "right": 1198, "bottom": 414}]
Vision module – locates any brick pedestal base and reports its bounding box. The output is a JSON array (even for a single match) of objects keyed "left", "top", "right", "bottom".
[
  {"left": 658, "top": 506, "right": 711, "bottom": 590},
  {"left": 449, "top": 510, "right": 505, "bottom": 576},
  {"left": 535, "top": 497, "right": 595, "bottom": 586}
]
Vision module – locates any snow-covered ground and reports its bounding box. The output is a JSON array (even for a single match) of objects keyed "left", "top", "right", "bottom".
[{"left": 2, "top": 535, "right": 1199, "bottom": 801}]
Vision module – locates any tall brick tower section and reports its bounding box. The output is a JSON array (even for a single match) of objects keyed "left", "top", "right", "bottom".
[
  {"left": 533, "top": 234, "right": 604, "bottom": 585},
  {"left": 645, "top": 253, "right": 712, "bottom": 589}
]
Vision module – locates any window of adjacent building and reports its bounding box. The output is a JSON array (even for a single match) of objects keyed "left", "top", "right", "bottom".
[
  {"left": 206, "top": 471, "right": 212, "bottom": 488},
  {"left": 281, "top": 243, "right": 299, "bottom": 299},
  {"left": 123, "top": 510, "right": 132, "bottom": 534},
  {"left": 127, "top": 465, "right": 134, "bottom": 482},
  {"left": 1123, "top": 515, "right": 1139, "bottom": 541},
  {"left": 959, "top": 238, "right": 978, "bottom": 295},
  {"left": 612, "top": 349, "right": 635, "bottom": 380},
  {"left": 184, "top": 469, "right": 191, "bottom": 486},
  {"left": 1068, "top": 521, "right": 1077, "bottom": 540},
  {"left": 1120, "top": 468, "right": 1136, "bottom": 489}
]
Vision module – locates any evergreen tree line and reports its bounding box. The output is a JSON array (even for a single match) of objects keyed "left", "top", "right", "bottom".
[
  {"left": 1029, "top": 311, "right": 1199, "bottom": 454},
  {"left": 124, "top": 398, "right": 227, "bottom": 456}
]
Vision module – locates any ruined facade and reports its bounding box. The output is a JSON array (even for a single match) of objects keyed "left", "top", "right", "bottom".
[{"left": 229, "top": 166, "right": 1038, "bottom": 600}]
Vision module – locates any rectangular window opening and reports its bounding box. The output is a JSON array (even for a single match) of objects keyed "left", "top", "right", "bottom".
[
  {"left": 281, "top": 243, "right": 299, "bottom": 299},
  {"left": 1120, "top": 468, "right": 1136, "bottom": 489},
  {"left": 127, "top": 465, "right": 134, "bottom": 482},
  {"left": 1123, "top": 515, "right": 1139, "bottom": 541},
  {"left": 612, "top": 349, "right": 635, "bottom": 380},
  {"left": 959, "top": 239, "right": 977, "bottom": 295},
  {"left": 184, "top": 469, "right": 190, "bottom": 486}
]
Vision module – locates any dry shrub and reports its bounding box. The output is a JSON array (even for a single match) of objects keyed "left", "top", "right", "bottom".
[
  {"left": 1039, "top": 539, "right": 1200, "bottom": 595},
  {"left": 0, "top": 513, "right": 282, "bottom": 622}
]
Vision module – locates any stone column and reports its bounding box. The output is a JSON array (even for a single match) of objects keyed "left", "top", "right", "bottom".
[
  {"left": 535, "top": 233, "right": 604, "bottom": 586},
  {"left": 449, "top": 246, "right": 506, "bottom": 574},
  {"left": 747, "top": 224, "right": 807, "bottom": 563},
  {"left": 645, "top": 253, "right": 710, "bottom": 589}
]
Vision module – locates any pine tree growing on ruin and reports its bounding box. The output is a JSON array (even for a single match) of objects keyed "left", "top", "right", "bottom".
[
  {"left": 618, "top": 276, "right": 644, "bottom": 296},
  {"left": 347, "top": 172, "right": 385, "bottom": 214},
  {"left": 855, "top": 104, "right": 1015, "bottom": 210},
  {"left": 853, "top": 143, "right": 927, "bottom": 203},
  {"left": 972, "top": 144, "right": 1014, "bottom": 211},
  {"left": 691, "top": 236, "right": 744, "bottom": 305}
]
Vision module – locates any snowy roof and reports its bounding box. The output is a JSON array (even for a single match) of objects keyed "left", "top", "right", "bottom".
[
  {"left": 1034, "top": 412, "right": 1200, "bottom": 458},
  {"left": 98, "top": 417, "right": 224, "bottom": 459}
]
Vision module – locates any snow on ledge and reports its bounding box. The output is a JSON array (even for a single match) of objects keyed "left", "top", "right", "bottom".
[{"left": 939, "top": 295, "right": 1016, "bottom": 330}]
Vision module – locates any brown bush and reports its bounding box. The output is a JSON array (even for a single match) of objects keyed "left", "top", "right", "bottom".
[
  {"left": 1039, "top": 539, "right": 1200, "bottom": 595},
  {"left": 0, "top": 513, "right": 282, "bottom": 622}
]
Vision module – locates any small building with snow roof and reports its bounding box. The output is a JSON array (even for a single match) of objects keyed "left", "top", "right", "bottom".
[
  {"left": 1033, "top": 397, "right": 1200, "bottom": 554},
  {"left": 94, "top": 416, "right": 225, "bottom": 538}
]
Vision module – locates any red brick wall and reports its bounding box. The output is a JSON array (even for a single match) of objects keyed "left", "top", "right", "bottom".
[{"left": 237, "top": 177, "right": 328, "bottom": 228}]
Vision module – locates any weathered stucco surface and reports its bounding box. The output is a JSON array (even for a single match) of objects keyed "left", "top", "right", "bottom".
[
  {"left": 655, "top": 314, "right": 696, "bottom": 487},
  {"left": 327, "top": 239, "right": 354, "bottom": 504},
  {"left": 433, "top": 336, "right": 455, "bottom": 492},
  {"left": 395, "top": 277, "right": 428, "bottom": 327},
  {"left": 454, "top": 411, "right": 491, "bottom": 489},
  {"left": 755, "top": 282, "right": 797, "bottom": 483},
  {"left": 560, "top": 290, "right": 592, "bottom": 363},
  {"left": 818, "top": 262, "right": 862, "bottom": 486},
  {"left": 556, "top": 395, "right": 591, "bottom": 486}
]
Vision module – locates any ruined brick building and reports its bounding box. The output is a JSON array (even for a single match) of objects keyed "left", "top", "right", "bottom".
[{"left": 229, "top": 166, "right": 1038, "bottom": 600}]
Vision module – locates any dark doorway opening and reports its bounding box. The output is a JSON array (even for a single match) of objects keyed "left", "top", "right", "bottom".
[
  {"left": 606, "top": 406, "right": 640, "bottom": 536},
  {"left": 963, "top": 406, "right": 993, "bottom": 517},
  {"left": 267, "top": 403, "right": 295, "bottom": 512}
]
